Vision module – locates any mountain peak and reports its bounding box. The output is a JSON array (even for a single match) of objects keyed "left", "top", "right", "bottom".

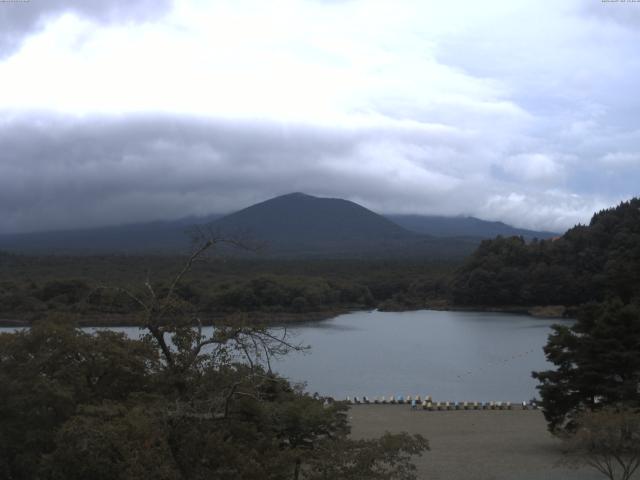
[
  {"left": 211, "top": 192, "right": 415, "bottom": 254},
  {"left": 280, "top": 192, "right": 313, "bottom": 198},
  {"left": 260, "top": 192, "right": 317, "bottom": 204}
]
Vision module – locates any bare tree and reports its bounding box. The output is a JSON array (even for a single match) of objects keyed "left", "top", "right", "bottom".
[
  {"left": 103, "top": 227, "right": 304, "bottom": 381},
  {"left": 561, "top": 407, "right": 640, "bottom": 480}
]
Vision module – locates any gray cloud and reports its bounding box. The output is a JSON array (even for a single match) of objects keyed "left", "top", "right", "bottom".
[
  {"left": 0, "top": 0, "right": 172, "bottom": 57},
  {"left": 580, "top": 2, "right": 640, "bottom": 29},
  {"left": 0, "top": 112, "right": 623, "bottom": 235},
  {"left": 0, "top": 2, "right": 638, "bottom": 235}
]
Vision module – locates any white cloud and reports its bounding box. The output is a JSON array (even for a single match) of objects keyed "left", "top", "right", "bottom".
[
  {"left": 601, "top": 152, "right": 640, "bottom": 166},
  {"left": 0, "top": 0, "right": 540, "bottom": 125},
  {"left": 502, "top": 153, "right": 565, "bottom": 184},
  {"left": 0, "top": 0, "right": 638, "bottom": 234},
  {"left": 478, "top": 191, "right": 608, "bottom": 232}
]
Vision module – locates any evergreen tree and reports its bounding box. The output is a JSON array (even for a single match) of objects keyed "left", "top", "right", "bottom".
[{"left": 533, "top": 301, "right": 640, "bottom": 432}]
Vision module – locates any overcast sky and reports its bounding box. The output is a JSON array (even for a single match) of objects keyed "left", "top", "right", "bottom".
[{"left": 1, "top": 0, "right": 639, "bottom": 234}]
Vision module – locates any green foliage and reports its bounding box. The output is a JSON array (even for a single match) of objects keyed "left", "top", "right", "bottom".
[
  {"left": 0, "top": 257, "right": 455, "bottom": 322},
  {"left": 452, "top": 198, "right": 640, "bottom": 307},
  {"left": 35, "top": 279, "right": 91, "bottom": 304},
  {"left": 532, "top": 301, "right": 640, "bottom": 432},
  {"left": 50, "top": 403, "right": 180, "bottom": 480},
  {"left": 0, "top": 320, "right": 159, "bottom": 479}
]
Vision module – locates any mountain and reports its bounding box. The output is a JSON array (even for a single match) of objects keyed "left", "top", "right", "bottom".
[
  {"left": 209, "top": 192, "right": 413, "bottom": 252},
  {"left": 201, "top": 193, "right": 487, "bottom": 258},
  {"left": 386, "top": 214, "right": 558, "bottom": 240},
  {"left": 0, "top": 193, "right": 545, "bottom": 258}
]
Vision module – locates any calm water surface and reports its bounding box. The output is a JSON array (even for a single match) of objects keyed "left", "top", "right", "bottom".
[
  {"left": 1, "top": 310, "right": 571, "bottom": 402},
  {"left": 271, "top": 309, "right": 571, "bottom": 402}
]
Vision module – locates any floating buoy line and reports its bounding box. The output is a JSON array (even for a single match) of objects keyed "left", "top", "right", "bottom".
[
  {"left": 455, "top": 348, "right": 538, "bottom": 380},
  {"left": 318, "top": 348, "right": 543, "bottom": 410}
]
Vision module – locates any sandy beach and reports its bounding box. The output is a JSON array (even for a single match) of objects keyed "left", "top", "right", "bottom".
[{"left": 348, "top": 405, "right": 607, "bottom": 480}]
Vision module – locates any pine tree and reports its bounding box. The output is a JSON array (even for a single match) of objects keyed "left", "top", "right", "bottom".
[{"left": 533, "top": 301, "right": 640, "bottom": 432}]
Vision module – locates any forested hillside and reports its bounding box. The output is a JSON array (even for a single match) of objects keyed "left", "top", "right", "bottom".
[
  {"left": 452, "top": 198, "right": 640, "bottom": 307},
  {"left": 0, "top": 255, "right": 454, "bottom": 325}
]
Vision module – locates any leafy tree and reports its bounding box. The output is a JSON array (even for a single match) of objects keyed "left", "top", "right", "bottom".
[
  {"left": 533, "top": 301, "right": 640, "bottom": 432},
  {"left": 0, "top": 320, "right": 159, "bottom": 479}
]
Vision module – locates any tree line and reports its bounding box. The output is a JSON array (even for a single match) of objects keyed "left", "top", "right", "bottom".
[
  {"left": 0, "top": 256, "right": 454, "bottom": 322},
  {"left": 452, "top": 198, "right": 640, "bottom": 307}
]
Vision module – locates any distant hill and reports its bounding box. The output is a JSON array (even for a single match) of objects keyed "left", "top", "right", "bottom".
[
  {"left": 0, "top": 214, "right": 222, "bottom": 255},
  {"left": 203, "top": 193, "right": 479, "bottom": 258},
  {"left": 209, "top": 193, "right": 410, "bottom": 252},
  {"left": 386, "top": 214, "right": 558, "bottom": 240},
  {"left": 451, "top": 197, "right": 640, "bottom": 307},
  {"left": 0, "top": 192, "right": 550, "bottom": 258}
]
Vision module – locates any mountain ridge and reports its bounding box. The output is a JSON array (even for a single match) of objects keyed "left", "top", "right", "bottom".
[
  {"left": 386, "top": 214, "right": 557, "bottom": 240},
  {"left": 0, "top": 193, "right": 557, "bottom": 257}
]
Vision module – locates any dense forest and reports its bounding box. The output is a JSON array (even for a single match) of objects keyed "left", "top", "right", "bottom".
[
  {"left": 0, "top": 255, "right": 453, "bottom": 325},
  {"left": 452, "top": 198, "right": 640, "bottom": 308}
]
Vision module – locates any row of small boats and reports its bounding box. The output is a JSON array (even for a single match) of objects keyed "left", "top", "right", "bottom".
[{"left": 345, "top": 395, "right": 540, "bottom": 410}]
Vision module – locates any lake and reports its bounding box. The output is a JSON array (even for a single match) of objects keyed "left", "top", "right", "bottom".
[
  {"left": 1, "top": 309, "right": 571, "bottom": 402},
  {"left": 271, "top": 309, "right": 571, "bottom": 402}
]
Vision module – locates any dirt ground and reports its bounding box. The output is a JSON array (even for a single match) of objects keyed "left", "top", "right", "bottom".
[{"left": 348, "top": 405, "right": 609, "bottom": 480}]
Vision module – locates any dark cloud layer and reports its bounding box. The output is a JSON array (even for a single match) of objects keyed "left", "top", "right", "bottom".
[
  {"left": 0, "top": 0, "right": 172, "bottom": 57},
  {"left": 0, "top": 112, "right": 617, "bottom": 235},
  {"left": 0, "top": 113, "right": 441, "bottom": 233}
]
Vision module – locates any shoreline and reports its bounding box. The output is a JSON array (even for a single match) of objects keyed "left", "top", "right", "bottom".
[
  {"left": 0, "top": 304, "right": 573, "bottom": 328},
  {"left": 0, "top": 308, "right": 354, "bottom": 328},
  {"left": 425, "top": 303, "right": 573, "bottom": 319},
  {"left": 380, "top": 301, "right": 573, "bottom": 319}
]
